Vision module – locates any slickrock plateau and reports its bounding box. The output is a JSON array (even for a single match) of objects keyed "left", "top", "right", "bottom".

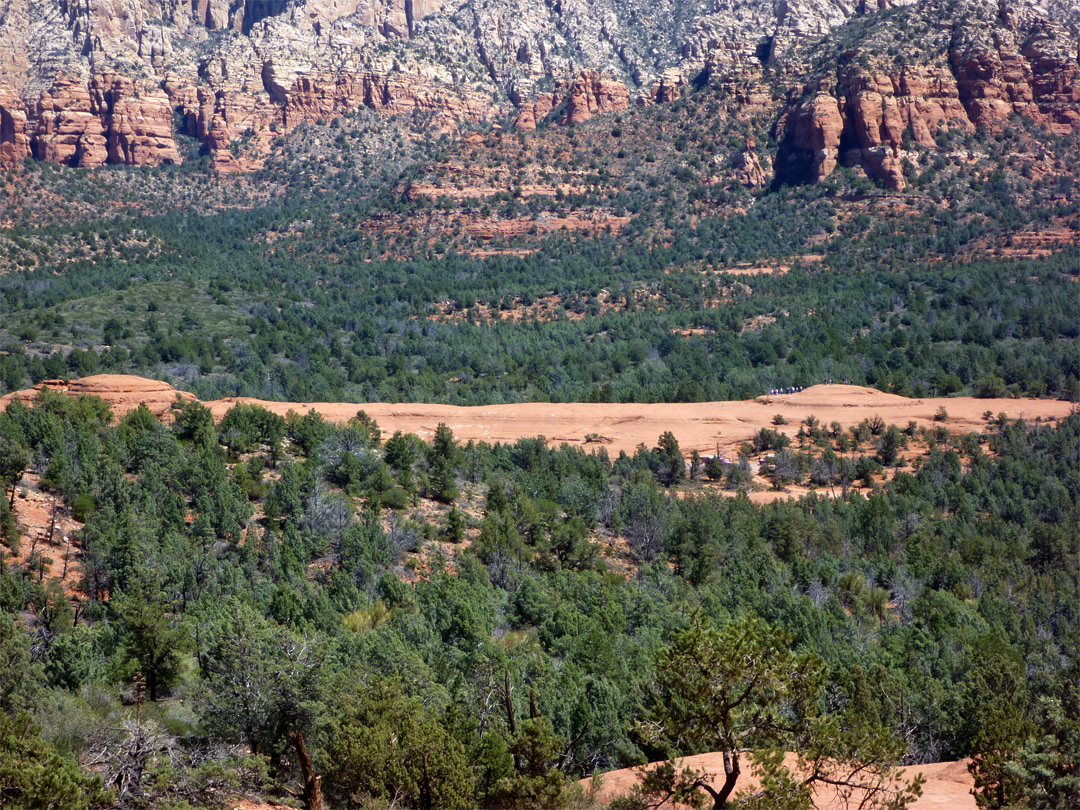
[
  {"left": 581, "top": 754, "right": 977, "bottom": 810},
  {"left": 2, "top": 375, "right": 1072, "bottom": 457}
]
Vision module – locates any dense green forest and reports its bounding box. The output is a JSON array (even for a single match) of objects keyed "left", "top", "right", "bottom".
[
  {"left": 1, "top": 209, "right": 1076, "bottom": 404},
  {"left": 1, "top": 390, "right": 1078, "bottom": 808}
]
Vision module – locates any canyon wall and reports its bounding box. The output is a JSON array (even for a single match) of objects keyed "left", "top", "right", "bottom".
[{"left": 0, "top": 0, "right": 1076, "bottom": 187}]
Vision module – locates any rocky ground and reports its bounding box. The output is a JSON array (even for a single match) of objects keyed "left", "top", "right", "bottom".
[
  {"left": 579, "top": 752, "right": 978, "bottom": 809},
  {"left": 2, "top": 374, "right": 1071, "bottom": 458}
]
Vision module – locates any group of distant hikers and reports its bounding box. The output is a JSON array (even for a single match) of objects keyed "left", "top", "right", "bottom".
[{"left": 768, "top": 379, "right": 851, "bottom": 395}]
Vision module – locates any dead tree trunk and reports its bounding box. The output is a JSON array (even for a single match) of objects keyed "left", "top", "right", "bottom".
[
  {"left": 61, "top": 534, "right": 71, "bottom": 579},
  {"left": 529, "top": 687, "right": 539, "bottom": 720},
  {"left": 290, "top": 730, "right": 323, "bottom": 810},
  {"left": 503, "top": 666, "right": 517, "bottom": 735},
  {"left": 47, "top": 496, "right": 57, "bottom": 545},
  {"left": 503, "top": 666, "right": 519, "bottom": 771}
]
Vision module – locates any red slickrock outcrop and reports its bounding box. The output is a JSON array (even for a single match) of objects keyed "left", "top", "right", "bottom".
[
  {"left": 732, "top": 137, "right": 769, "bottom": 187},
  {"left": 782, "top": 25, "right": 1080, "bottom": 192},
  {"left": 0, "top": 0, "right": 1075, "bottom": 179},
  {"left": 514, "top": 71, "right": 629, "bottom": 130},
  {"left": 951, "top": 21, "right": 1080, "bottom": 134},
  {"left": 512, "top": 94, "right": 557, "bottom": 131},
  {"left": 781, "top": 63, "right": 982, "bottom": 190},
  {"left": 564, "top": 71, "right": 630, "bottom": 124},
  {"left": 650, "top": 69, "right": 688, "bottom": 104},
  {"left": 0, "top": 88, "right": 31, "bottom": 168},
  {"left": 192, "top": 65, "right": 498, "bottom": 171},
  {"left": 102, "top": 76, "right": 182, "bottom": 166},
  {"left": 32, "top": 75, "right": 180, "bottom": 168},
  {"left": 792, "top": 91, "right": 845, "bottom": 182},
  {"left": 33, "top": 78, "right": 109, "bottom": 167},
  {"left": 279, "top": 70, "right": 496, "bottom": 126}
]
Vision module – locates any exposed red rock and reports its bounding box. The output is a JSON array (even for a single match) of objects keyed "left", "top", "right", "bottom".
[
  {"left": 0, "top": 375, "right": 196, "bottom": 419},
  {"left": 732, "top": 137, "right": 769, "bottom": 187},
  {"left": 280, "top": 69, "right": 496, "bottom": 127},
  {"left": 784, "top": 69, "right": 959, "bottom": 190},
  {"left": 952, "top": 19, "right": 1080, "bottom": 134},
  {"left": 33, "top": 78, "right": 109, "bottom": 167},
  {"left": 565, "top": 71, "right": 630, "bottom": 124},
  {"left": 101, "top": 75, "right": 182, "bottom": 166},
  {"left": 1, "top": 376, "right": 1072, "bottom": 462},
  {"left": 650, "top": 68, "right": 688, "bottom": 104},
  {"left": 514, "top": 71, "right": 629, "bottom": 130},
  {"left": 580, "top": 753, "right": 978, "bottom": 810},
  {"left": 186, "top": 64, "right": 500, "bottom": 172},
  {"left": 0, "top": 0, "right": 493, "bottom": 171},
  {"left": 0, "top": 88, "right": 31, "bottom": 168},
  {"left": 792, "top": 91, "right": 845, "bottom": 182},
  {"left": 513, "top": 93, "right": 558, "bottom": 131},
  {"left": 0, "top": 0, "right": 1075, "bottom": 180},
  {"left": 781, "top": 23, "right": 1080, "bottom": 192},
  {"left": 32, "top": 75, "right": 180, "bottom": 168}
]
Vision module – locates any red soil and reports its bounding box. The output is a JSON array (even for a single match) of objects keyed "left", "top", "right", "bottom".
[
  {"left": 580, "top": 752, "right": 976, "bottom": 810},
  {"left": 2, "top": 376, "right": 1072, "bottom": 460}
]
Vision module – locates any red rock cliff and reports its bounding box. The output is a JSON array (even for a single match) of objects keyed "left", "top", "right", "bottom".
[{"left": 780, "top": 12, "right": 1080, "bottom": 191}]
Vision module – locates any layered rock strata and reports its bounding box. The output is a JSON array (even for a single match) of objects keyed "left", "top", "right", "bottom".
[
  {"left": 0, "top": 0, "right": 1076, "bottom": 188},
  {"left": 513, "top": 70, "right": 631, "bottom": 130},
  {"left": 778, "top": 3, "right": 1080, "bottom": 190}
]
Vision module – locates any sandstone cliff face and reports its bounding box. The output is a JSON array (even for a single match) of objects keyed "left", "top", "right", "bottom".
[
  {"left": 565, "top": 71, "right": 631, "bottom": 124},
  {"left": 0, "top": 0, "right": 1076, "bottom": 185},
  {"left": 780, "top": 66, "right": 972, "bottom": 191},
  {"left": 514, "top": 70, "right": 631, "bottom": 130},
  {"left": 650, "top": 69, "right": 688, "bottom": 104},
  {"left": 950, "top": 16, "right": 1080, "bottom": 134},
  {"left": 777, "top": 0, "right": 1080, "bottom": 191},
  {"left": 0, "top": 0, "right": 489, "bottom": 169},
  {"left": 0, "top": 88, "right": 32, "bottom": 166},
  {"left": 32, "top": 75, "right": 181, "bottom": 167},
  {"left": 0, "top": 0, "right": 947, "bottom": 170}
]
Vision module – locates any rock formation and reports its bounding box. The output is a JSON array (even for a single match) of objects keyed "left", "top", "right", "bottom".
[
  {"left": 31, "top": 75, "right": 181, "bottom": 168},
  {"left": 513, "top": 71, "right": 630, "bottom": 130},
  {"left": 732, "top": 137, "right": 769, "bottom": 187},
  {"left": 0, "top": 88, "right": 31, "bottom": 166},
  {"left": 564, "top": 71, "right": 631, "bottom": 125},
  {"left": 650, "top": 69, "right": 688, "bottom": 104},
  {"left": 0, "top": 0, "right": 489, "bottom": 169},
  {"left": 0, "top": 0, "right": 1076, "bottom": 188},
  {"left": 776, "top": 0, "right": 1080, "bottom": 190}
]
